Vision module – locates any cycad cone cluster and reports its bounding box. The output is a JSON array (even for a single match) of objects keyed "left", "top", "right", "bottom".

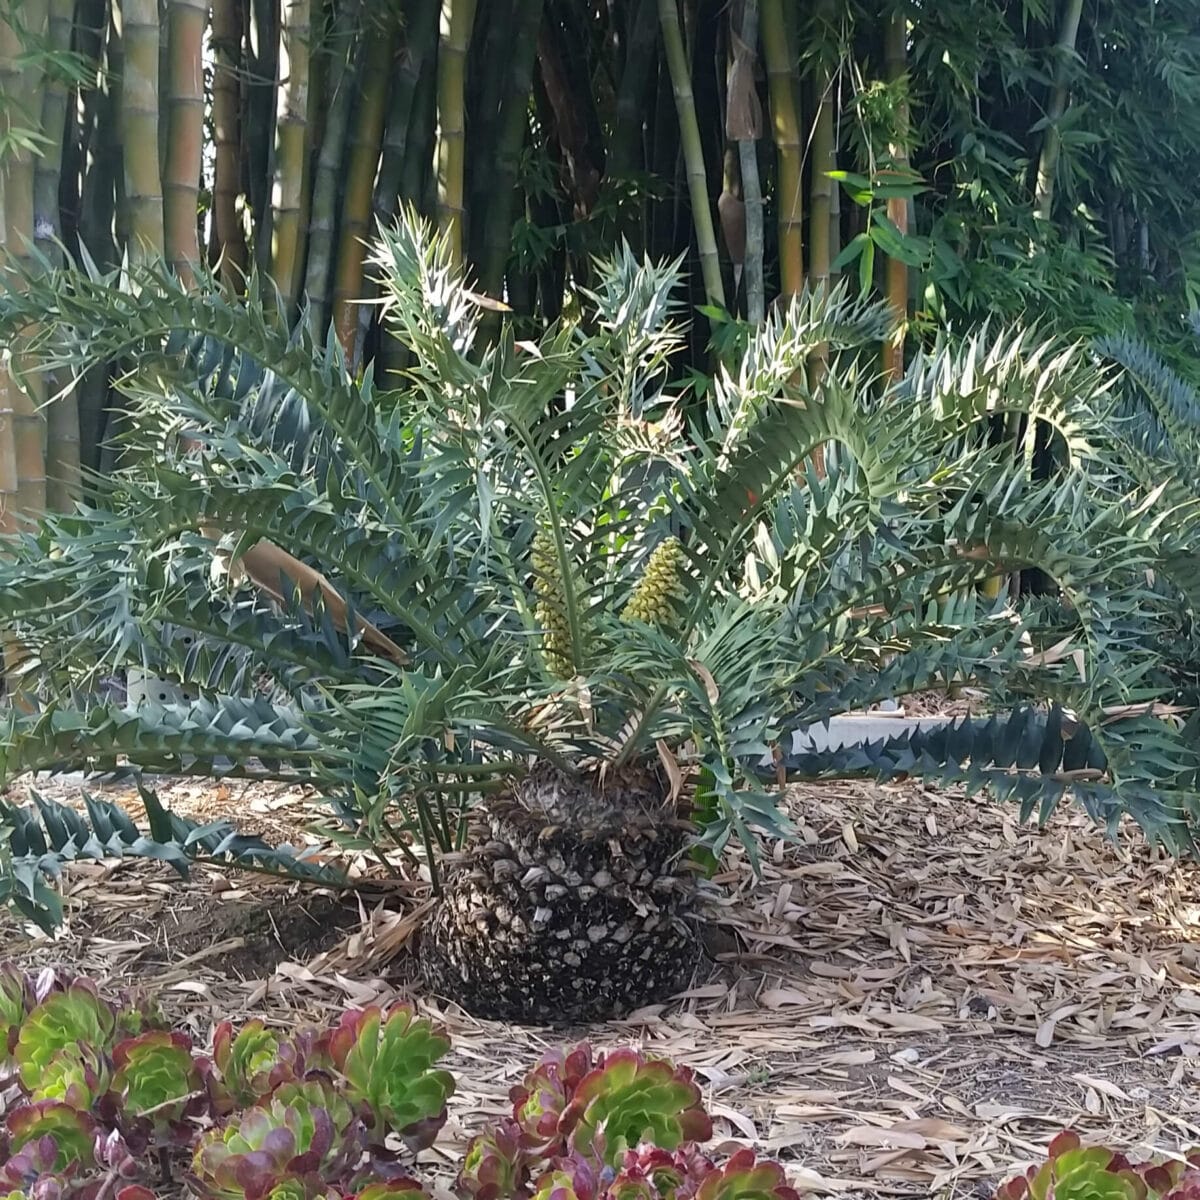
[
  {"left": 621, "top": 536, "right": 685, "bottom": 628},
  {"left": 532, "top": 528, "right": 575, "bottom": 679}
]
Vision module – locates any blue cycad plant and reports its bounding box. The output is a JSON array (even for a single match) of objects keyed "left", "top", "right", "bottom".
[{"left": 0, "top": 211, "right": 1195, "bottom": 1017}]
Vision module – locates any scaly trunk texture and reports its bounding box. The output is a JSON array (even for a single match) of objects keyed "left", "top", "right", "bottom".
[
  {"left": 436, "top": 0, "right": 476, "bottom": 267},
  {"left": 271, "top": 0, "right": 311, "bottom": 310},
  {"left": 164, "top": 0, "right": 210, "bottom": 285},
  {"left": 419, "top": 764, "right": 702, "bottom": 1024},
  {"left": 210, "top": 0, "right": 247, "bottom": 286},
  {"left": 760, "top": 0, "right": 802, "bottom": 295},
  {"left": 657, "top": 0, "right": 724, "bottom": 311},
  {"left": 1033, "top": 0, "right": 1084, "bottom": 223},
  {"left": 118, "top": 0, "right": 164, "bottom": 262}
]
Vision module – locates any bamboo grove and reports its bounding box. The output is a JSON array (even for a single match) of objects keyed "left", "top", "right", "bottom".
[{"left": 2, "top": 0, "right": 1200, "bottom": 530}]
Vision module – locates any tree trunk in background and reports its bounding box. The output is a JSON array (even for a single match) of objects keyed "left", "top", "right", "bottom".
[
  {"left": 164, "top": 0, "right": 210, "bottom": 286},
  {"left": 1033, "top": 0, "right": 1083, "bottom": 223},
  {"left": 437, "top": 0, "right": 477, "bottom": 268},
  {"left": 271, "top": 0, "right": 311, "bottom": 310},
  {"left": 610, "top": 0, "right": 658, "bottom": 180},
  {"left": 882, "top": 9, "right": 909, "bottom": 381},
  {"left": 477, "top": 0, "right": 544, "bottom": 318},
  {"left": 1, "top": 0, "right": 49, "bottom": 523},
  {"left": 304, "top": 0, "right": 360, "bottom": 337},
  {"left": 210, "top": 0, "right": 247, "bottom": 287},
  {"left": 730, "top": 0, "right": 763, "bottom": 325},
  {"left": 760, "top": 0, "right": 802, "bottom": 297},
  {"left": 37, "top": 0, "right": 83, "bottom": 511},
  {"left": 332, "top": 10, "right": 398, "bottom": 363},
  {"left": 118, "top": 0, "right": 164, "bottom": 262},
  {"left": 658, "top": 0, "right": 724, "bottom": 310}
]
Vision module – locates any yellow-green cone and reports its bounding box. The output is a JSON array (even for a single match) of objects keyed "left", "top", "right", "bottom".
[
  {"left": 622, "top": 536, "right": 686, "bottom": 628},
  {"left": 532, "top": 527, "right": 574, "bottom": 678}
]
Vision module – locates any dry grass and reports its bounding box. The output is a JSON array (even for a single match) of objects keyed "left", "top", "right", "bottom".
[{"left": 5, "top": 771, "right": 1200, "bottom": 1198}]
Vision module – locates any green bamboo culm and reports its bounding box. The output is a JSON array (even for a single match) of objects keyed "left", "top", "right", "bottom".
[
  {"left": 622, "top": 537, "right": 686, "bottom": 628},
  {"left": 532, "top": 527, "right": 574, "bottom": 679}
]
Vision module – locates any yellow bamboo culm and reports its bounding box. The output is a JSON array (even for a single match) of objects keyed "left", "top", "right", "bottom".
[
  {"left": 332, "top": 18, "right": 396, "bottom": 360},
  {"left": 164, "top": 0, "right": 211, "bottom": 286},
  {"left": 117, "top": 0, "right": 165, "bottom": 262},
  {"left": 760, "top": 0, "right": 803, "bottom": 296},
  {"left": 436, "top": 0, "right": 476, "bottom": 268},
  {"left": 272, "top": 0, "right": 311, "bottom": 308}
]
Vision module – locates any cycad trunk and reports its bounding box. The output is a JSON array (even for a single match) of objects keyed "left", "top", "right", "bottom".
[
  {"left": 760, "top": 0, "right": 802, "bottom": 296},
  {"left": 164, "top": 0, "right": 211, "bottom": 285},
  {"left": 419, "top": 764, "right": 701, "bottom": 1024},
  {"left": 118, "top": 0, "right": 164, "bottom": 262},
  {"left": 435, "top": 0, "right": 476, "bottom": 267},
  {"left": 271, "top": 0, "right": 311, "bottom": 310},
  {"left": 658, "top": 0, "right": 724, "bottom": 311}
]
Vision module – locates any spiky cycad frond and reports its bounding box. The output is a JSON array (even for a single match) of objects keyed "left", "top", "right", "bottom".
[{"left": 0, "top": 209, "right": 1196, "bottom": 924}]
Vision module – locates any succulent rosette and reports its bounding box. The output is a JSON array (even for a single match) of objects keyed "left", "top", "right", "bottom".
[
  {"left": 111, "top": 1031, "right": 207, "bottom": 1137},
  {"left": 191, "top": 1078, "right": 364, "bottom": 1200},
  {"left": 212, "top": 1021, "right": 283, "bottom": 1110},
  {"left": 32, "top": 1046, "right": 111, "bottom": 1110},
  {"left": 14, "top": 985, "right": 117, "bottom": 1092},
  {"left": 608, "top": 1147, "right": 715, "bottom": 1200},
  {"left": 510, "top": 1046, "right": 595, "bottom": 1160},
  {"left": 529, "top": 1155, "right": 604, "bottom": 1200},
  {"left": 998, "top": 1134, "right": 1180, "bottom": 1200},
  {"left": 4, "top": 1104, "right": 98, "bottom": 1172},
  {"left": 349, "top": 1182, "right": 431, "bottom": 1200},
  {"left": 326, "top": 1006, "right": 454, "bottom": 1148},
  {"left": 691, "top": 1150, "right": 799, "bottom": 1200},
  {"left": 457, "top": 1120, "right": 529, "bottom": 1200},
  {"left": 559, "top": 1050, "right": 712, "bottom": 1168},
  {"left": 0, "top": 966, "right": 33, "bottom": 1065}
]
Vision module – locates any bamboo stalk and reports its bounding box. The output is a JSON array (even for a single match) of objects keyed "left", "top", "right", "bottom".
[
  {"left": 36, "top": 0, "right": 82, "bottom": 510},
  {"left": 271, "top": 0, "right": 311, "bottom": 309},
  {"left": 477, "top": 0, "right": 544, "bottom": 308},
  {"left": 809, "top": 30, "right": 835, "bottom": 289},
  {"left": 331, "top": 14, "right": 397, "bottom": 362},
  {"left": 760, "top": 0, "right": 802, "bottom": 296},
  {"left": 611, "top": 0, "right": 659, "bottom": 177},
  {"left": 657, "top": 0, "right": 724, "bottom": 310},
  {"left": 164, "top": 0, "right": 210, "bottom": 286},
  {"left": 1033, "top": 0, "right": 1083, "bottom": 223},
  {"left": 210, "top": 0, "right": 247, "bottom": 287},
  {"left": 373, "top": 0, "right": 439, "bottom": 228},
  {"left": 730, "top": 0, "right": 763, "bottom": 324},
  {"left": 303, "top": 0, "right": 359, "bottom": 338},
  {"left": 117, "top": 0, "right": 164, "bottom": 262},
  {"left": 245, "top": 0, "right": 279, "bottom": 274},
  {"left": 882, "top": 10, "right": 909, "bottom": 381},
  {"left": 436, "top": 0, "right": 476, "bottom": 268}
]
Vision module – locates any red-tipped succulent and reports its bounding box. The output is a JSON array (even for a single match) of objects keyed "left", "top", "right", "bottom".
[
  {"left": 510, "top": 1046, "right": 595, "bottom": 1159},
  {"left": 457, "top": 1120, "right": 529, "bottom": 1200},
  {"left": 326, "top": 1005, "right": 454, "bottom": 1149}
]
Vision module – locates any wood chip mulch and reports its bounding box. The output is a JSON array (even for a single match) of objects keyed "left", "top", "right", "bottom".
[{"left": 6, "top": 769, "right": 1200, "bottom": 1198}]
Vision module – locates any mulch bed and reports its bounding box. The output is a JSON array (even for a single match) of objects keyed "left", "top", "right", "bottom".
[{"left": 5, "top": 766, "right": 1200, "bottom": 1198}]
